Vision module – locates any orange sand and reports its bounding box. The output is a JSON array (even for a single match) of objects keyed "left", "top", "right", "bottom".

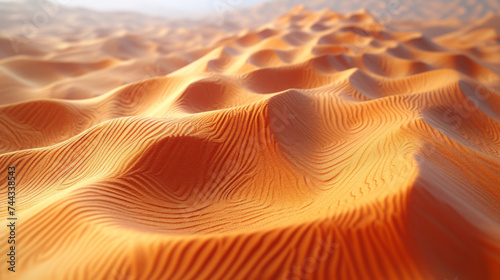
[{"left": 1, "top": 2, "right": 500, "bottom": 280}]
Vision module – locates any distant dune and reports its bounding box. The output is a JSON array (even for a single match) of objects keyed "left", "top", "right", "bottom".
[{"left": 0, "top": 1, "right": 499, "bottom": 280}]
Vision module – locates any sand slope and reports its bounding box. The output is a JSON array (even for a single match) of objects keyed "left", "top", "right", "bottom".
[{"left": 1, "top": 4, "right": 500, "bottom": 280}]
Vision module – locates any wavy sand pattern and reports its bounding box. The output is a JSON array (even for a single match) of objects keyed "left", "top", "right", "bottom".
[{"left": 1, "top": 1, "right": 500, "bottom": 280}]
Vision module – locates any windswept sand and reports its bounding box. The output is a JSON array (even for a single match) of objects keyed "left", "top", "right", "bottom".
[{"left": 0, "top": 2, "right": 500, "bottom": 280}]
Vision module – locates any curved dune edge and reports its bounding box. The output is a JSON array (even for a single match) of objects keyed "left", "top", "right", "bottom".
[{"left": 1, "top": 6, "right": 500, "bottom": 280}]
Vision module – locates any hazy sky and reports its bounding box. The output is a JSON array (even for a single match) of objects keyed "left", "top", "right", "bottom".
[
  {"left": 34, "top": 0, "right": 273, "bottom": 17},
  {"left": 1, "top": 0, "right": 496, "bottom": 21}
]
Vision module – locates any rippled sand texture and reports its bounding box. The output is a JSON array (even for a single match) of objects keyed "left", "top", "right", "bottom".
[{"left": 1, "top": 3, "right": 500, "bottom": 280}]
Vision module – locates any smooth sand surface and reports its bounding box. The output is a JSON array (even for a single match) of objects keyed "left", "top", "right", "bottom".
[{"left": 0, "top": 1, "right": 500, "bottom": 279}]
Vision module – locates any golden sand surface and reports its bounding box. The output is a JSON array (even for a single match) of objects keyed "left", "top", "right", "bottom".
[{"left": 0, "top": 1, "right": 499, "bottom": 279}]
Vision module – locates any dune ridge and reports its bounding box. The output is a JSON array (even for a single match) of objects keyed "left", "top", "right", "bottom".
[{"left": 1, "top": 4, "right": 500, "bottom": 280}]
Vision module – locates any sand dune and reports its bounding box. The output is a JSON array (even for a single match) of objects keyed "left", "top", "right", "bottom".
[{"left": 1, "top": 2, "right": 500, "bottom": 280}]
